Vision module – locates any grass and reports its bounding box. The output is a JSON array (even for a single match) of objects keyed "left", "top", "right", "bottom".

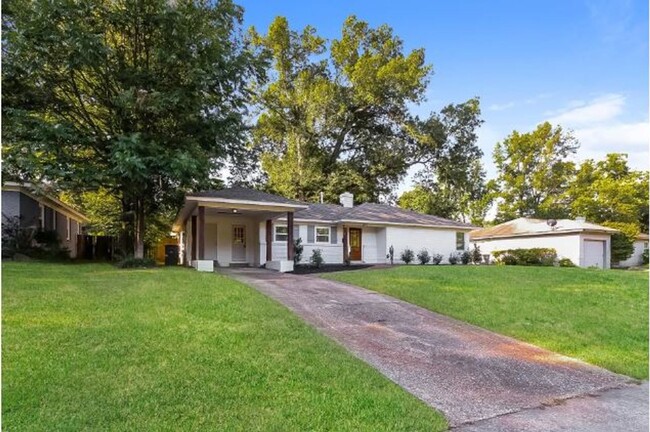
[
  {"left": 325, "top": 265, "right": 649, "bottom": 380},
  {"left": 2, "top": 262, "right": 446, "bottom": 431}
]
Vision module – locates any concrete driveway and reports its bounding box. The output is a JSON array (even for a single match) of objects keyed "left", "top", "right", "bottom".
[{"left": 222, "top": 268, "right": 648, "bottom": 431}]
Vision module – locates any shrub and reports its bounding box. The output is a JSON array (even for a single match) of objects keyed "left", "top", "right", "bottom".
[
  {"left": 1, "top": 215, "right": 36, "bottom": 258},
  {"left": 387, "top": 245, "right": 395, "bottom": 265},
  {"left": 460, "top": 250, "right": 471, "bottom": 265},
  {"left": 558, "top": 258, "right": 576, "bottom": 267},
  {"left": 310, "top": 249, "right": 324, "bottom": 268},
  {"left": 293, "top": 237, "right": 304, "bottom": 265},
  {"left": 417, "top": 249, "right": 431, "bottom": 265},
  {"left": 643, "top": 248, "right": 649, "bottom": 265},
  {"left": 431, "top": 253, "right": 443, "bottom": 265},
  {"left": 400, "top": 248, "right": 414, "bottom": 264},
  {"left": 471, "top": 244, "right": 482, "bottom": 264},
  {"left": 492, "top": 248, "right": 557, "bottom": 266},
  {"left": 448, "top": 252, "right": 459, "bottom": 265},
  {"left": 116, "top": 257, "right": 156, "bottom": 268}
]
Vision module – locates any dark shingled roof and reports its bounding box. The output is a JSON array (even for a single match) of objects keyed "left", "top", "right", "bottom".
[
  {"left": 295, "top": 202, "right": 474, "bottom": 228},
  {"left": 293, "top": 203, "right": 351, "bottom": 221},
  {"left": 342, "top": 203, "right": 475, "bottom": 228},
  {"left": 188, "top": 186, "right": 306, "bottom": 206}
]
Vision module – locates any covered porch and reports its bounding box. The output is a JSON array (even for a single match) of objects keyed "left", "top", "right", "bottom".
[{"left": 172, "top": 188, "right": 308, "bottom": 272}]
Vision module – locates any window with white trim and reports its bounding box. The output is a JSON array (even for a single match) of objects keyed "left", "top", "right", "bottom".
[
  {"left": 315, "top": 226, "right": 330, "bottom": 243},
  {"left": 66, "top": 216, "right": 71, "bottom": 241},
  {"left": 274, "top": 225, "right": 288, "bottom": 242},
  {"left": 456, "top": 232, "right": 465, "bottom": 250}
]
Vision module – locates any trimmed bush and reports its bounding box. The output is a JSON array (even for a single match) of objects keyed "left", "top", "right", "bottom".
[
  {"left": 431, "top": 253, "right": 443, "bottom": 265},
  {"left": 471, "top": 244, "right": 482, "bottom": 264},
  {"left": 448, "top": 252, "right": 459, "bottom": 265},
  {"left": 460, "top": 251, "right": 471, "bottom": 265},
  {"left": 492, "top": 248, "right": 557, "bottom": 266},
  {"left": 400, "top": 248, "right": 415, "bottom": 264},
  {"left": 116, "top": 257, "right": 156, "bottom": 268},
  {"left": 558, "top": 258, "right": 576, "bottom": 267},
  {"left": 417, "top": 249, "right": 431, "bottom": 265},
  {"left": 310, "top": 249, "right": 324, "bottom": 268},
  {"left": 293, "top": 238, "right": 304, "bottom": 265},
  {"left": 643, "top": 249, "right": 649, "bottom": 265},
  {"left": 388, "top": 245, "right": 394, "bottom": 265}
]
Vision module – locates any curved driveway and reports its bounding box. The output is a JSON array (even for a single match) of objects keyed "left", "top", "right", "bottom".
[{"left": 223, "top": 268, "right": 648, "bottom": 431}]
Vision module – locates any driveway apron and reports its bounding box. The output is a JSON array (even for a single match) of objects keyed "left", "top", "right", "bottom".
[{"left": 222, "top": 268, "right": 648, "bottom": 431}]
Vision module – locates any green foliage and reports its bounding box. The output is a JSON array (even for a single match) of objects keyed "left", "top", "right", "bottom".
[
  {"left": 448, "top": 253, "right": 459, "bottom": 265},
  {"left": 388, "top": 245, "right": 395, "bottom": 265},
  {"left": 604, "top": 221, "right": 638, "bottom": 264},
  {"left": 558, "top": 258, "right": 576, "bottom": 267},
  {"left": 310, "top": 249, "right": 324, "bottom": 268},
  {"left": 643, "top": 249, "right": 649, "bottom": 265},
  {"left": 416, "top": 249, "right": 431, "bottom": 265},
  {"left": 470, "top": 244, "right": 482, "bottom": 264},
  {"left": 293, "top": 238, "right": 304, "bottom": 265},
  {"left": 3, "top": 0, "right": 265, "bottom": 257},
  {"left": 60, "top": 189, "right": 122, "bottom": 237},
  {"left": 1, "top": 216, "right": 37, "bottom": 258},
  {"left": 492, "top": 248, "right": 557, "bottom": 266},
  {"left": 492, "top": 123, "right": 577, "bottom": 221},
  {"left": 115, "top": 257, "right": 156, "bottom": 269},
  {"left": 431, "top": 253, "right": 443, "bottom": 265},
  {"left": 460, "top": 251, "right": 471, "bottom": 265},
  {"left": 400, "top": 248, "right": 415, "bottom": 264}
]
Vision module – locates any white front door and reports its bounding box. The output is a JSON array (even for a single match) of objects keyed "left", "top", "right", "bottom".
[
  {"left": 583, "top": 240, "right": 605, "bottom": 268},
  {"left": 232, "top": 225, "right": 246, "bottom": 262}
]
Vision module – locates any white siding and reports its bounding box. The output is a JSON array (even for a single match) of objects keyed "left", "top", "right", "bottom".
[
  {"left": 385, "top": 226, "right": 469, "bottom": 264},
  {"left": 475, "top": 234, "right": 580, "bottom": 266},
  {"left": 618, "top": 240, "right": 648, "bottom": 267}
]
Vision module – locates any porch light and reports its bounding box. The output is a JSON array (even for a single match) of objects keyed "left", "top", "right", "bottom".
[{"left": 232, "top": 208, "right": 238, "bottom": 213}]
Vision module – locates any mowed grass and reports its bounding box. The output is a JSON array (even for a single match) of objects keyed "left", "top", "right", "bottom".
[
  {"left": 2, "top": 262, "right": 446, "bottom": 431},
  {"left": 325, "top": 266, "right": 649, "bottom": 379}
]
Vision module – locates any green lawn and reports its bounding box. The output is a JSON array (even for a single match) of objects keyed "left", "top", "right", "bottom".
[
  {"left": 325, "top": 266, "right": 648, "bottom": 380},
  {"left": 2, "top": 262, "right": 446, "bottom": 431}
]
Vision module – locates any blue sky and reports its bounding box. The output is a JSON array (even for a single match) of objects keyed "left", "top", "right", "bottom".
[{"left": 238, "top": 0, "right": 649, "bottom": 191}]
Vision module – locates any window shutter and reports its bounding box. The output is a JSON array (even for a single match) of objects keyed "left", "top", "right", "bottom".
[
  {"left": 307, "top": 225, "right": 315, "bottom": 243},
  {"left": 330, "top": 226, "right": 337, "bottom": 244},
  {"left": 293, "top": 225, "right": 300, "bottom": 240}
]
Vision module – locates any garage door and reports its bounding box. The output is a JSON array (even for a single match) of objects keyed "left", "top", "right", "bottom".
[{"left": 583, "top": 240, "right": 605, "bottom": 268}]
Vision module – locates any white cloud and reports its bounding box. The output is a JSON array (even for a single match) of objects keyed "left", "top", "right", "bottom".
[
  {"left": 488, "top": 101, "right": 516, "bottom": 111},
  {"left": 546, "top": 94, "right": 625, "bottom": 126},
  {"left": 542, "top": 93, "right": 649, "bottom": 171}
]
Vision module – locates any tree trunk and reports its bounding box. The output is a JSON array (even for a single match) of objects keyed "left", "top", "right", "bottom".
[{"left": 134, "top": 198, "right": 145, "bottom": 259}]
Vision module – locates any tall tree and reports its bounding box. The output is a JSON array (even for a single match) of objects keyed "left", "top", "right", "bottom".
[
  {"left": 399, "top": 98, "right": 488, "bottom": 224},
  {"left": 3, "top": 0, "right": 264, "bottom": 257},
  {"left": 249, "top": 16, "right": 432, "bottom": 203},
  {"left": 492, "top": 122, "right": 578, "bottom": 221},
  {"left": 565, "top": 153, "right": 649, "bottom": 262}
]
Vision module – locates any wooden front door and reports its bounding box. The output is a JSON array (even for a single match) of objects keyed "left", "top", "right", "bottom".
[
  {"left": 349, "top": 228, "right": 362, "bottom": 261},
  {"left": 232, "top": 225, "right": 246, "bottom": 262}
]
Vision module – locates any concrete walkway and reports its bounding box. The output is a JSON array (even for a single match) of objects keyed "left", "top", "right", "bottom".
[{"left": 222, "top": 268, "right": 648, "bottom": 431}]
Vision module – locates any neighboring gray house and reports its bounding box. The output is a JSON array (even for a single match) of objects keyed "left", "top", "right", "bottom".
[
  {"left": 172, "top": 187, "right": 475, "bottom": 272},
  {"left": 2, "top": 182, "right": 88, "bottom": 258}
]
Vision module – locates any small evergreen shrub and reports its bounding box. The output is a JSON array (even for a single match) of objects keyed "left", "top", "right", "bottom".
[
  {"left": 431, "top": 253, "right": 443, "bottom": 265},
  {"left": 116, "top": 257, "right": 156, "bottom": 269},
  {"left": 558, "top": 258, "right": 576, "bottom": 267},
  {"left": 460, "top": 250, "right": 471, "bottom": 265},
  {"left": 400, "top": 248, "right": 414, "bottom": 264},
  {"left": 643, "top": 249, "right": 649, "bottom": 265},
  {"left": 471, "top": 244, "right": 482, "bottom": 264},
  {"left": 293, "top": 238, "right": 304, "bottom": 265},
  {"left": 310, "top": 249, "right": 324, "bottom": 268},
  {"left": 492, "top": 248, "right": 557, "bottom": 266},
  {"left": 388, "top": 245, "right": 395, "bottom": 265},
  {"left": 417, "top": 249, "right": 431, "bottom": 265},
  {"left": 448, "top": 252, "right": 459, "bottom": 265}
]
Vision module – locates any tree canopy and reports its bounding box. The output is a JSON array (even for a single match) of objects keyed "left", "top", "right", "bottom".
[{"left": 3, "top": 0, "right": 265, "bottom": 256}]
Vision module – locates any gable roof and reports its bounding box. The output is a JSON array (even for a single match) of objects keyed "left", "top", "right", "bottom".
[
  {"left": 2, "top": 181, "right": 89, "bottom": 223},
  {"left": 470, "top": 217, "right": 618, "bottom": 241},
  {"left": 292, "top": 202, "right": 475, "bottom": 229},
  {"left": 188, "top": 186, "right": 306, "bottom": 206}
]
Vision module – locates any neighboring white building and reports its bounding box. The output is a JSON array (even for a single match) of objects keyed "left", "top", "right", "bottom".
[
  {"left": 470, "top": 217, "right": 618, "bottom": 269},
  {"left": 618, "top": 234, "right": 649, "bottom": 268},
  {"left": 172, "top": 187, "right": 475, "bottom": 272}
]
